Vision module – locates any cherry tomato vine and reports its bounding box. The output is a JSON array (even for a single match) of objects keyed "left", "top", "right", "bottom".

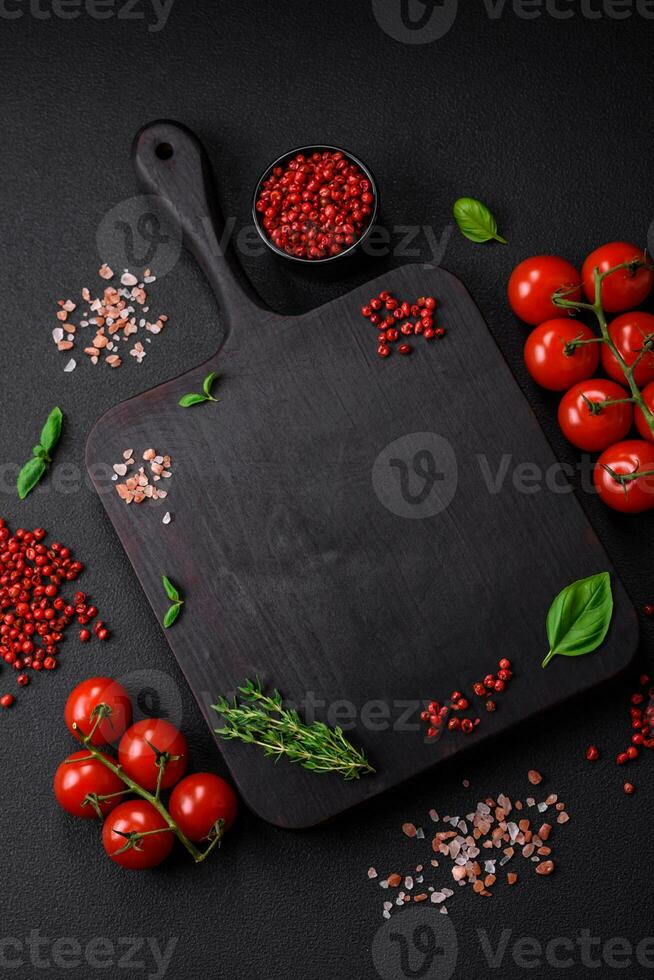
[
  {"left": 552, "top": 259, "right": 654, "bottom": 499},
  {"left": 57, "top": 679, "right": 238, "bottom": 868},
  {"left": 71, "top": 711, "right": 222, "bottom": 864},
  {"left": 553, "top": 260, "right": 654, "bottom": 437},
  {"left": 513, "top": 247, "right": 654, "bottom": 512}
]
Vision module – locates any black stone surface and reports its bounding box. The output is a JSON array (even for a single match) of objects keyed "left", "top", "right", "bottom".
[{"left": 1, "top": 2, "right": 653, "bottom": 978}]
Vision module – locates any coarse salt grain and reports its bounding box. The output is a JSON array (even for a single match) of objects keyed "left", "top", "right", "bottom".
[
  {"left": 51, "top": 266, "right": 169, "bottom": 371},
  {"left": 371, "top": 783, "right": 570, "bottom": 919}
]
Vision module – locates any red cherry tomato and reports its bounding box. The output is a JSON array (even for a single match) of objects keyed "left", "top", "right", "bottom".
[
  {"left": 582, "top": 242, "right": 653, "bottom": 312},
  {"left": 508, "top": 256, "right": 581, "bottom": 325},
  {"left": 64, "top": 677, "right": 132, "bottom": 746},
  {"left": 53, "top": 750, "right": 126, "bottom": 819},
  {"left": 102, "top": 800, "right": 173, "bottom": 870},
  {"left": 635, "top": 382, "right": 654, "bottom": 442},
  {"left": 118, "top": 718, "right": 188, "bottom": 791},
  {"left": 169, "top": 773, "right": 238, "bottom": 843},
  {"left": 594, "top": 440, "right": 654, "bottom": 514},
  {"left": 557, "top": 380, "right": 633, "bottom": 452},
  {"left": 601, "top": 312, "right": 654, "bottom": 388},
  {"left": 523, "top": 319, "right": 599, "bottom": 391}
]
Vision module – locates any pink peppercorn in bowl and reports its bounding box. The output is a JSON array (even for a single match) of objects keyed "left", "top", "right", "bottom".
[{"left": 252, "top": 145, "right": 378, "bottom": 264}]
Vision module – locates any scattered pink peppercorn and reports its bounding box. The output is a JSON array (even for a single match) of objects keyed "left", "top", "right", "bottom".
[
  {"left": 0, "top": 694, "right": 14, "bottom": 708},
  {"left": 586, "top": 745, "right": 599, "bottom": 761},
  {"left": 0, "top": 521, "right": 109, "bottom": 704},
  {"left": 363, "top": 291, "right": 443, "bottom": 358},
  {"left": 422, "top": 657, "right": 516, "bottom": 743}
]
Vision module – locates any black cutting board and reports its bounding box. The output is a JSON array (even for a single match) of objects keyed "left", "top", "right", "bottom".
[{"left": 86, "top": 122, "right": 638, "bottom": 828}]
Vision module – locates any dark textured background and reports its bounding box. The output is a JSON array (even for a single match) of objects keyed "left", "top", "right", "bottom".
[{"left": 1, "top": 2, "right": 653, "bottom": 978}]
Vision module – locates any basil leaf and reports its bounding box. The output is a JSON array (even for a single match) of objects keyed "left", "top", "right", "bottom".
[
  {"left": 202, "top": 371, "right": 217, "bottom": 398},
  {"left": 162, "top": 575, "right": 180, "bottom": 602},
  {"left": 40, "top": 407, "right": 63, "bottom": 454},
  {"left": 178, "top": 393, "right": 208, "bottom": 408},
  {"left": 542, "top": 572, "right": 613, "bottom": 668},
  {"left": 163, "top": 604, "right": 181, "bottom": 629},
  {"left": 453, "top": 197, "right": 507, "bottom": 245},
  {"left": 17, "top": 457, "right": 46, "bottom": 500}
]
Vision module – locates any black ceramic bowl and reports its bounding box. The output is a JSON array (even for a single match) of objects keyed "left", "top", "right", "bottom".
[{"left": 252, "top": 144, "right": 379, "bottom": 265}]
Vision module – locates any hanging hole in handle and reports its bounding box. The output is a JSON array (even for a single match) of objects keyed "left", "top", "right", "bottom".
[{"left": 155, "top": 142, "right": 174, "bottom": 160}]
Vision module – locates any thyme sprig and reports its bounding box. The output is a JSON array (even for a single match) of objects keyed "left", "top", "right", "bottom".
[{"left": 212, "top": 679, "right": 374, "bottom": 781}]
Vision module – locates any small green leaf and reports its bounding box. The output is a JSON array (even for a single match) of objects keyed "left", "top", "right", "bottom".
[
  {"left": 178, "top": 393, "right": 208, "bottom": 408},
  {"left": 40, "top": 406, "right": 63, "bottom": 454},
  {"left": 453, "top": 197, "right": 506, "bottom": 245},
  {"left": 163, "top": 604, "right": 182, "bottom": 629},
  {"left": 17, "top": 457, "right": 47, "bottom": 500},
  {"left": 202, "top": 371, "right": 218, "bottom": 399},
  {"left": 162, "top": 575, "right": 180, "bottom": 602},
  {"left": 32, "top": 445, "right": 47, "bottom": 460},
  {"left": 542, "top": 572, "right": 613, "bottom": 668}
]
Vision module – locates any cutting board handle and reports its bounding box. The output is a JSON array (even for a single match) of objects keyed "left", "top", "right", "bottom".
[{"left": 132, "top": 120, "right": 265, "bottom": 328}]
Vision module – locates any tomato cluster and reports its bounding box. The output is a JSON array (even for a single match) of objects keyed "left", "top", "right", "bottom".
[
  {"left": 509, "top": 243, "right": 654, "bottom": 514},
  {"left": 54, "top": 677, "right": 238, "bottom": 870}
]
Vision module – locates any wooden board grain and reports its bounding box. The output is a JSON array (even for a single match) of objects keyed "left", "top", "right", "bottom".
[{"left": 86, "top": 122, "right": 638, "bottom": 827}]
